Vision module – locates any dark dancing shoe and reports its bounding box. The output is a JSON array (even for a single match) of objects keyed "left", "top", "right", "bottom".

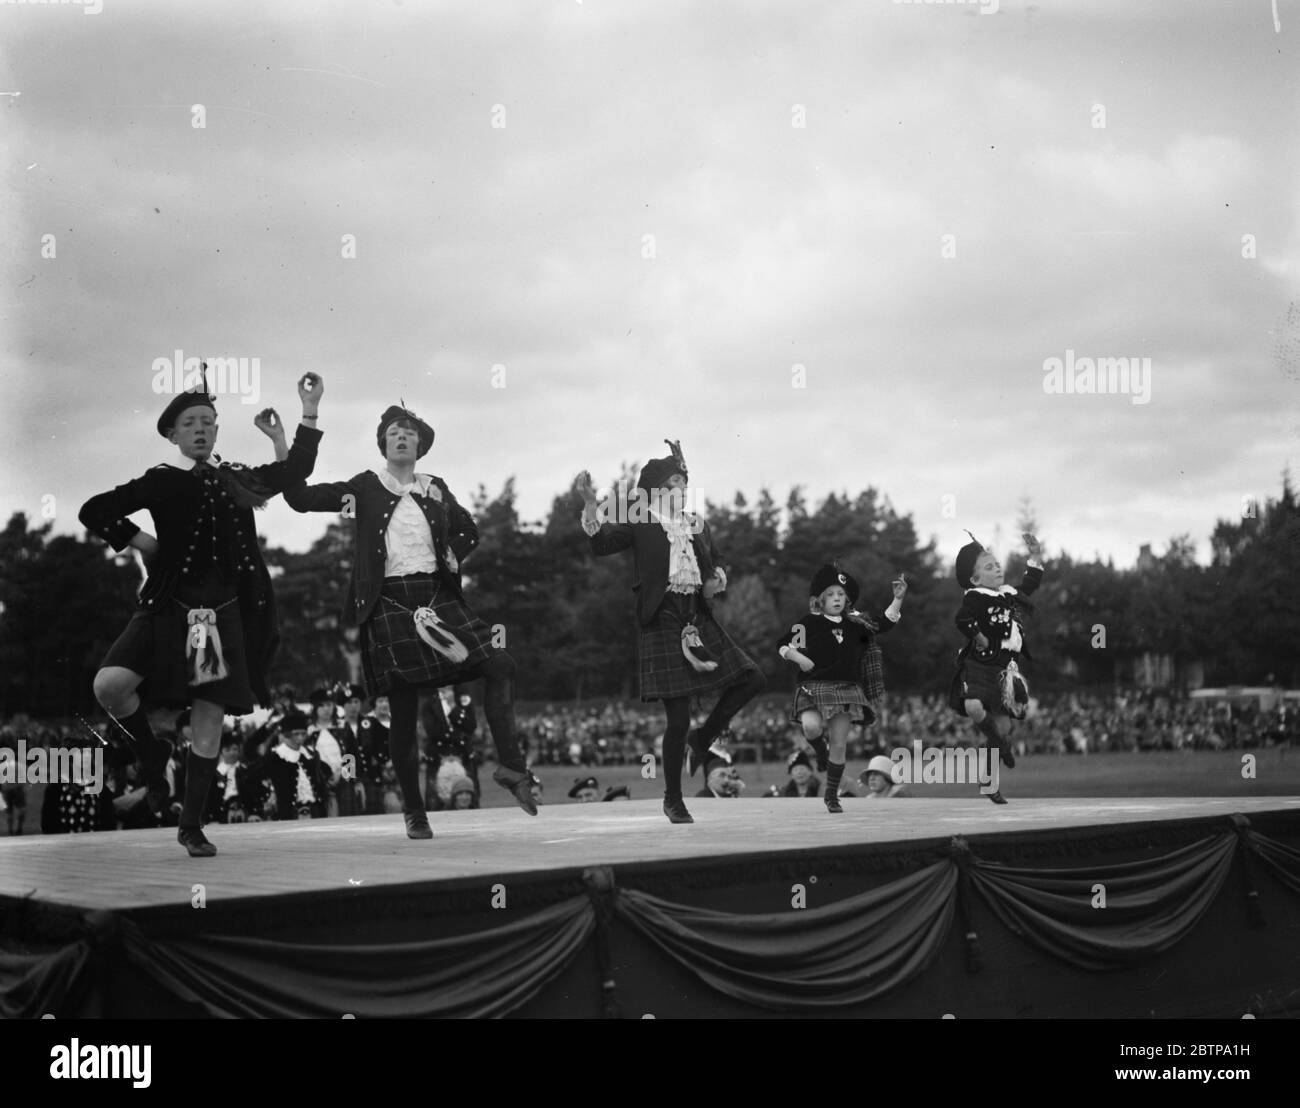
[
  {"left": 824, "top": 793, "right": 843, "bottom": 814},
  {"left": 685, "top": 729, "right": 712, "bottom": 777},
  {"left": 999, "top": 744, "right": 1016, "bottom": 769},
  {"left": 809, "top": 737, "right": 830, "bottom": 773},
  {"left": 403, "top": 810, "right": 434, "bottom": 839},
  {"left": 492, "top": 766, "right": 539, "bottom": 816},
  {"left": 987, "top": 790, "right": 1008, "bottom": 805},
  {"left": 663, "top": 797, "right": 695, "bottom": 824},
  {"left": 177, "top": 826, "right": 217, "bottom": 857}
]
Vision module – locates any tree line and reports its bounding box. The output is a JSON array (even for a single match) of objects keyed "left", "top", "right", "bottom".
[{"left": 1, "top": 473, "right": 1295, "bottom": 717}]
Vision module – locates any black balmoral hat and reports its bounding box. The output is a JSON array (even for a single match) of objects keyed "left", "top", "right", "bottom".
[
  {"left": 809, "top": 562, "right": 860, "bottom": 607},
  {"left": 335, "top": 683, "right": 366, "bottom": 705},
  {"left": 636, "top": 439, "right": 689, "bottom": 492},
  {"left": 568, "top": 776, "right": 599, "bottom": 798},
  {"left": 956, "top": 530, "right": 985, "bottom": 590},
  {"left": 157, "top": 367, "right": 216, "bottom": 437},
  {"left": 280, "top": 711, "right": 310, "bottom": 734},
  {"left": 376, "top": 404, "right": 435, "bottom": 459}
]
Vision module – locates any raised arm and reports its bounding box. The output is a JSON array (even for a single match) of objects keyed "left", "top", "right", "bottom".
[
  {"left": 576, "top": 469, "right": 634, "bottom": 555},
  {"left": 1019, "top": 532, "right": 1045, "bottom": 597},
  {"left": 232, "top": 374, "right": 324, "bottom": 495}
]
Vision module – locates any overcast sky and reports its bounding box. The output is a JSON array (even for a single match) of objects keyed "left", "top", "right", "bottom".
[{"left": 2, "top": 0, "right": 1297, "bottom": 570}]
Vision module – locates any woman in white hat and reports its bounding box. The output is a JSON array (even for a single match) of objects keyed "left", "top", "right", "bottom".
[{"left": 860, "top": 755, "right": 910, "bottom": 799}]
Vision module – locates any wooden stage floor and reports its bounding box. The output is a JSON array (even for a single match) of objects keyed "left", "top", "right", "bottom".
[{"left": 2, "top": 796, "right": 1297, "bottom": 915}]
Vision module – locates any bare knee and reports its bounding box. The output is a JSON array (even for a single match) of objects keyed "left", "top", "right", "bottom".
[
  {"left": 93, "top": 668, "right": 139, "bottom": 714},
  {"left": 965, "top": 698, "right": 986, "bottom": 724}
]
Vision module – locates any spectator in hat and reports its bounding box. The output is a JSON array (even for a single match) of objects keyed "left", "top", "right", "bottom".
[
  {"left": 447, "top": 775, "right": 477, "bottom": 810},
  {"left": 308, "top": 687, "right": 346, "bottom": 817},
  {"left": 780, "top": 750, "right": 822, "bottom": 797},
  {"left": 264, "top": 711, "right": 328, "bottom": 819},
  {"left": 568, "top": 776, "right": 600, "bottom": 803},
  {"left": 860, "top": 755, "right": 910, "bottom": 799},
  {"left": 602, "top": 785, "right": 631, "bottom": 802},
  {"left": 333, "top": 683, "right": 367, "bottom": 815},
  {"left": 359, "top": 694, "right": 392, "bottom": 814},
  {"left": 210, "top": 731, "right": 268, "bottom": 822},
  {"left": 695, "top": 757, "right": 735, "bottom": 798}
]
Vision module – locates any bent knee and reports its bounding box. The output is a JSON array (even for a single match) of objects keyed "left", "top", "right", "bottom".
[
  {"left": 964, "top": 698, "right": 986, "bottom": 722},
  {"left": 93, "top": 668, "right": 136, "bottom": 711}
]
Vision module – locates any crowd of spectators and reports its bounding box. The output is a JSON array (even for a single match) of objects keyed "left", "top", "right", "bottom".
[{"left": 4, "top": 686, "right": 1296, "bottom": 834}]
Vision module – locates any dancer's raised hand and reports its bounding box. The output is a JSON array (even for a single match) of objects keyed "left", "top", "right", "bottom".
[{"left": 575, "top": 470, "right": 599, "bottom": 507}]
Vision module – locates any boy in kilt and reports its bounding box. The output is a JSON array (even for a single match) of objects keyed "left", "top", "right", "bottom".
[
  {"left": 778, "top": 563, "right": 906, "bottom": 813},
  {"left": 575, "top": 442, "right": 766, "bottom": 825},
  {"left": 79, "top": 372, "right": 325, "bottom": 857},
  {"left": 282, "top": 403, "right": 536, "bottom": 840},
  {"left": 951, "top": 530, "right": 1044, "bottom": 804}
]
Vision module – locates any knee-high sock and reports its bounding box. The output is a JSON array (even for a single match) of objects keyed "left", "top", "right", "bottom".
[
  {"left": 179, "top": 751, "right": 218, "bottom": 830},
  {"left": 480, "top": 652, "right": 526, "bottom": 773},
  {"left": 698, "top": 669, "right": 766, "bottom": 742},
  {"left": 976, "top": 714, "right": 1003, "bottom": 748},
  {"left": 113, "top": 705, "right": 169, "bottom": 765},
  {"left": 662, "top": 698, "right": 691, "bottom": 801},
  {"left": 825, "top": 762, "right": 845, "bottom": 799},
  {"left": 387, "top": 683, "right": 425, "bottom": 812}
]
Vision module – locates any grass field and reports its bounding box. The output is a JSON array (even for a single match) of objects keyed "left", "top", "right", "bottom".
[
  {"left": 513, "top": 747, "right": 1299, "bottom": 807},
  {"left": 4, "top": 748, "right": 1296, "bottom": 832}
]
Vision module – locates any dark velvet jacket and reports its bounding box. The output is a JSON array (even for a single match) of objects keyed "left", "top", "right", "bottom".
[
  {"left": 587, "top": 514, "right": 721, "bottom": 629},
  {"left": 78, "top": 425, "right": 322, "bottom": 704},
  {"left": 283, "top": 471, "right": 477, "bottom": 626},
  {"left": 955, "top": 565, "right": 1044, "bottom": 662}
]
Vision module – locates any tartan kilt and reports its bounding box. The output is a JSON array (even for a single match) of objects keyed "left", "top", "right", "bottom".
[
  {"left": 957, "top": 652, "right": 1030, "bottom": 719},
  {"left": 361, "top": 575, "right": 499, "bottom": 697},
  {"left": 789, "top": 680, "right": 873, "bottom": 726},
  {"left": 638, "top": 592, "right": 759, "bottom": 702},
  {"left": 100, "top": 577, "right": 255, "bottom": 715}
]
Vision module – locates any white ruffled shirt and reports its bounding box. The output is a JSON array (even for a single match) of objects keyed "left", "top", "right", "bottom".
[
  {"left": 649, "top": 508, "right": 704, "bottom": 593},
  {"left": 376, "top": 469, "right": 440, "bottom": 578}
]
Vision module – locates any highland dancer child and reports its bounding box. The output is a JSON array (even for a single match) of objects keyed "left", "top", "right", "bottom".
[
  {"left": 778, "top": 563, "right": 906, "bottom": 813},
  {"left": 79, "top": 373, "right": 325, "bottom": 856},
  {"left": 576, "top": 442, "right": 765, "bottom": 824},
  {"left": 282, "top": 402, "right": 537, "bottom": 840},
  {"left": 951, "top": 530, "right": 1044, "bottom": 804}
]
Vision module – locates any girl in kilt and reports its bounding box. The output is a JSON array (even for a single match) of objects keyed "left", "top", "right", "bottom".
[
  {"left": 79, "top": 372, "right": 325, "bottom": 857},
  {"left": 778, "top": 563, "right": 906, "bottom": 813},
  {"left": 282, "top": 403, "right": 536, "bottom": 840},
  {"left": 951, "top": 530, "right": 1044, "bottom": 804},
  {"left": 576, "top": 441, "right": 766, "bottom": 825}
]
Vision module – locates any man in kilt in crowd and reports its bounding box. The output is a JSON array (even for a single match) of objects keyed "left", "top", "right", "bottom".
[
  {"left": 79, "top": 372, "right": 325, "bottom": 856},
  {"left": 576, "top": 441, "right": 765, "bottom": 824},
  {"left": 283, "top": 403, "right": 536, "bottom": 839}
]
